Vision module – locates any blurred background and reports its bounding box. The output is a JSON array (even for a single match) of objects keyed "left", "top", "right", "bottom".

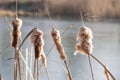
[
  {"left": 0, "top": 0, "right": 120, "bottom": 80},
  {"left": 0, "top": 0, "right": 120, "bottom": 19}
]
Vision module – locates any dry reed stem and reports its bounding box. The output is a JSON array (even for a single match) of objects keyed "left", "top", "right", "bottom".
[
  {"left": 30, "top": 28, "right": 48, "bottom": 80},
  {"left": 30, "top": 47, "right": 33, "bottom": 80},
  {"left": 18, "top": 50, "right": 34, "bottom": 80},
  {"left": 89, "top": 54, "right": 116, "bottom": 80},
  {"left": 17, "top": 50, "right": 24, "bottom": 80},
  {"left": 14, "top": 48, "right": 18, "bottom": 80},
  {"left": 64, "top": 61, "right": 73, "bottom": 80},
  {"left": 33, "top": 57, "right": 37, "bottom": 80},
  {"left": 104, "top": 68, "right": 110, "bottom": 80},
  {"left": 44, "top": 67, "right": 50, "bottom": 80},
  {"left": 0, "top": 74, "right": 3, "bottom": 80},
  {"left": 88, "top": 55, "right": 94, "bottom": 80},
  {"left": 5, "top": 16, "right": 13, "bottom": 30},
  {"left": 25, "top": 48, "right": 28, "bottom": 80}
]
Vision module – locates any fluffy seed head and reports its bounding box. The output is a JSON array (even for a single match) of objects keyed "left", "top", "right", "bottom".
[
  {"left": 30, "top": 28, "right": 44, "bottom": 59},
  {"left": 51, "top": 28, "right": 61, "bottom": 42},
  {"left": 12, "top": 30, "right": 21, "bottom": 48},
  {"left": 74, "top": 26, "right": 93, "bottom": 55},
  {"left": 12, "top": 17, "right": 22, "bottom": 30},
  {"left": 77, "top": 26, "right": 93, "bottom": 42},
  {"left": 30, "top": 28, "right": 44, "bottom": 45},
  {"left": 11, "top": 18, "right": 22, "bottom": 48},
  {"left": 51, "top": 28, "right": 67, "bottom": 60}
]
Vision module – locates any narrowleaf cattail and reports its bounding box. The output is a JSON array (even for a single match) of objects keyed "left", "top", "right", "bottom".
[
  {"left": 74, "top": 26, "right": 93, "bottom": 55},
  {"left": 51, "top": 28, "right": 67, "bottom": 60},
  {"left": 12, "top": 17, "right": 22, "bottom": 48},
  {"left": 30, "top": 28, "right": 44, "bottom": 59}
]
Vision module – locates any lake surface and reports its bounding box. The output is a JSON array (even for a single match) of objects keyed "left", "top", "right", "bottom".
[{"left": 0, "top": 17, "right": 120, "bottom": 80}]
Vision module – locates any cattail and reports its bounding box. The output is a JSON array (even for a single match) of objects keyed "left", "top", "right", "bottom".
[
  {"left": 51, "top": 28, "right": 73, "bottom": 80},
  {"left": 51, "top": 28, "right": 67, "bottom": 60},
  {"left": 12, "top": 17, "right": 22, "bottom": 48},
  {"left": 74, "top": 26, "right": 93, "bottom": 55},
  {"left": 74, "top": 26, "right": 94, "bottom": 80},
  {"left": 30, "top": 28, "right": 44, "bottom": 59}
]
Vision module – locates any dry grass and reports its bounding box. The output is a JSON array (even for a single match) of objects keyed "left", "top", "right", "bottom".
[
  {"left": 48, "top": 0, "right": 120, "bottom": 18},
  {"left": 1, "top": 0, "right": 120, "bottom": 18}
]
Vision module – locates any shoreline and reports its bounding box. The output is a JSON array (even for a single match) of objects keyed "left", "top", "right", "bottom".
[{"left": 0, "top": 1, "right": 120, "bottom": 20}]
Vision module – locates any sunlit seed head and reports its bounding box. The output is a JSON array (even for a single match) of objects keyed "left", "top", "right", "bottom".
[
  {"left": 75, "top": 26, "right": 93, "bottom": 55},
  {"left": 77, "top": 26, "right": 93, "bottom": 42},
  {"left": 12, "top": 18, "right": 22, "bottom": 30},
  {"left": 30, "top": 28, "right": 43, "bottom": 44}
]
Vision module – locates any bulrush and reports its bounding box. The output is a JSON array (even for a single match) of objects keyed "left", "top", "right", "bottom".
[
  {"left": 51, "top": 28, "right": 67, "bottom": 60},
  {"left": 30, "top": 28, "right": 46, "bottom": 66},
  {"left": 74, "top": 26, "right": 93, "bottom": 55},
  {"left": 51, "top": 27, "right": 73, "bottom": 80},
  {"left": 12, "top": 17, "right": 22, "bottom": 48},
  {"left": 30, "top": 28, "right": 49, "bottom": 80},
  {"left": 74, "top": 24, "right": 95, "bottom": 80}
]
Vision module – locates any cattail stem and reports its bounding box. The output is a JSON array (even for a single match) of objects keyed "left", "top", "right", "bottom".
[
  {"left": 33, "top": 59, "right": 37, "bottom": 80},
  {"left": 89, "top": 54, "right": 116, "bottom": 80},
  {"left": 25, "top": 48, "right": 28, "bottom": 80},
  {"left": 104, "top": 68, "right": 110, "bottom": 80},
  {"left": 15, "top": 0, "right": 18, "bottom": 18},
  {"left": 64, "top": 60, "right": 73, "bottom": 80},
  {"left": 14, "top": 47, "right": 24, "bottom": 80},
  {"left": 37, "top": 60, "right": 39, "bottom": 80},
  {"left": 14, "top": 48, "right": 18, "bottom": 80},
  {"left": 17, "top": 50, "right": 24, "bottom": 80},
  {"left": 18, "top": 50, "right": 34, "bottom": 80},
  {"left": 45, "top": 67, "right": 50, "bottom": 80},
  {"left": 30, "top": 47, "right": 33, "bottom": 80},
  {"left": 88, "top": 55, "right": 95, "bottom": 80},
  {"left": 0, "top": 74, "right": 3, "bottom": 80}
]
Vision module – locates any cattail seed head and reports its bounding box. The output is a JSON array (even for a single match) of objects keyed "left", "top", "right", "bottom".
[
  {"left": 12, "top": 18, "right": 22, "bottom": 48},
  {"left": 74, "top": 26, "right": 93, "bottom": 55},
  {"left": 30, "top": 28, "right": 44, "bottom": 59},
  {"left": 51, "top": 28, "right": 67, "bottom": 60},
  {"left": 77, "top": 26, "right": 93, "bottom": 42},
  {"left": 51, "top": 28, "right": 61, "bottom": 43},
  {"left": 12, "top": 17, "right": 22, "bottom": 30}
]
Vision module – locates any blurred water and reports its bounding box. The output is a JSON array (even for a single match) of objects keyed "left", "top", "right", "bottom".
[{"left": 0, "top": 17, "right": 120, "bottom": 80}]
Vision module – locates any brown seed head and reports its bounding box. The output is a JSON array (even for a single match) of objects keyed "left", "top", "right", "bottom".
[
  {"left": 77, "top": 26, "right": 93, "bottom": 42},
  {"left": 30, "top": 28, "right": 44, "bottom": 45},
  {"left": 51, "top": 28, "right": 67, "bottom": 60},
  {"left": 12, "top": 17, "right": 22, "bottom": 30},
  {"left": 30, "top": 28, "right": 44, "bottom": 59},
  {"left": 11, "top": 18, "right": 22, "bottom": 48},
  {"left": 74, "top": 26, "right": 93, "bottom": 55}
]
